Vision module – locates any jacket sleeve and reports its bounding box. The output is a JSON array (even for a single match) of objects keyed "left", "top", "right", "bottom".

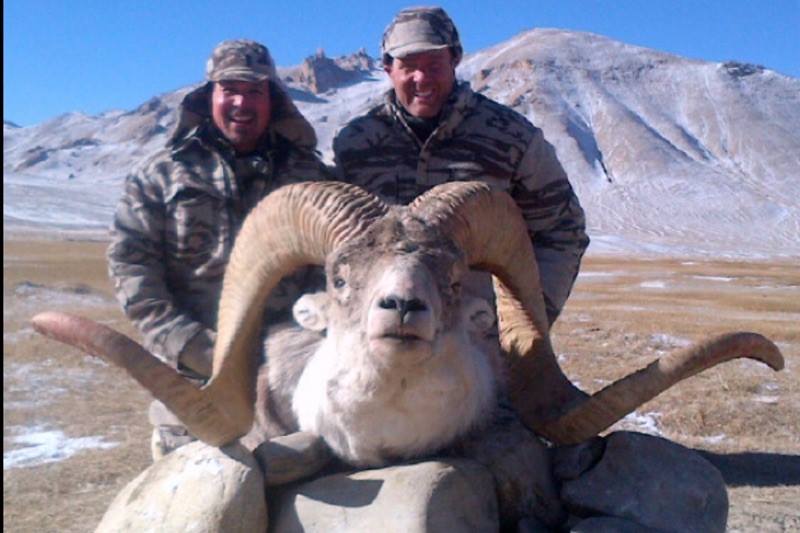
[
  {"left": 331, "top": 120, "right": 372, "bottom": 182},
  {"left": 305, "top": 151, "right": 336, "bottom": 182},
  {"left": 286, "top": 145, "right": 336, "bottom": 183},
  {"left": 107, "top": 168, "right": 212, "bottom": 368},
  {"left": 513, "top": 128, "right": 590, "bottom": 325},
  {"left": 331, "top": 124, "right": 354, "bottom": 180}
]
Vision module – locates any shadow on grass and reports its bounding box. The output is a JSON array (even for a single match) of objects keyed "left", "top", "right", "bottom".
[{"left": 697, "top": 450, "right": 800, "bottom": 487}]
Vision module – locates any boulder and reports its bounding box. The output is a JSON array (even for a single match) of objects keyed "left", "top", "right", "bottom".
[
  {"left": 552, "top": 437, "right": 605, "bottom": 481},
  {"left": 517, "top": 515, "right": 556, "bottom": 532},
  {"left": 96, "top": 441, "right": 267, "bottom": 533},
  {"left": 457, "top": 406, "right": 565, "bottom": 527},
  {"left": 570, "top": 516, "right": 658, "bottom": 532},
  {"left": 250, "top": 431, "right": 332, "bottom": 486},
  {"left": 270, "top": 459, "right": 498, "bottom": 532},
  {"left": 561, "top": 431, "right": 728, "bottom": 533}
]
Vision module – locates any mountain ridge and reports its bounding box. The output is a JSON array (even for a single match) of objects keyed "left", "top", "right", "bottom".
[{"left": 4, "top": 28, "right": 799, "bottom": 259}]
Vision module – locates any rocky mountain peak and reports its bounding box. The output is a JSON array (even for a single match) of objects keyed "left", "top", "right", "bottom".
[
  {"left": 721, "top": 61, "right": 766, "bottom": 78},
  {"left": 282, "top": 49, "right": 377, "bottom": 94}
]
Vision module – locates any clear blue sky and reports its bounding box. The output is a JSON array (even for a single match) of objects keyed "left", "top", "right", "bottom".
[{"left": 5, "top": 0, "right": 799, "bottom": 126}]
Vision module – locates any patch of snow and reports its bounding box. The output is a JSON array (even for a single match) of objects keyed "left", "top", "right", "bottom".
[
  {"left": 8, "top": 281, "right": 116, "bottom": 316},
  {"left": 612, "top": 410, "right": 663, "bottom": 436},
  {"left": 690, "top": 275, "right": 734, "bottom": 282},
  {"left": 753, "top": 396, "right": 780, "bottom": 404},
  {"left": 3, "top": 426, "right": 118, "bottom": 470},
  {"left": 577, "top": 271, "right": 620, "bottom": 279},
  {"left": 699, "top": 434, "right": 727, "bottom": 445},
  {"left": 649, "top": 333, "right": 692, "bottom": 349},
  {"left": 564, "top": 313, "right": 593, "bottom": 323},
  {"left": 640, "top": 280, "right": 668, "bottom": 289},
  {"left": 759, "top": 382, "right": 780, "bottom": 392},
  {"left": 3, "top": 359, "right": 99, "bottom": 408},
  {"left": 3, "top": 326, "right": 35, "bottom": 343}
]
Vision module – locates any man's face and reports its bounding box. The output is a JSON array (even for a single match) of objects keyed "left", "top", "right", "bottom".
[
  {"left": 385, "top": 48, "right": 456, "bottom": 118},
  {"left": 211, "top": 80, "right": 271, "bottom": 153}
]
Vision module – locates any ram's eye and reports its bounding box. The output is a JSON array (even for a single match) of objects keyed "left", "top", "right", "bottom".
[
  {"left": 333, "top": 277, "right": 346, "bottom": 289},
  {"left": 450, "top": 282, "right": 462, "bottom": 292}
]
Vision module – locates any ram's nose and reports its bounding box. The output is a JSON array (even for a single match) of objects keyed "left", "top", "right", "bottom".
[{"left": 377, "top": 295, "right": 428, "bottom": 323}]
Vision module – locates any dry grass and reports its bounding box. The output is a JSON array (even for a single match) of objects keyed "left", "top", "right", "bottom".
[
  {"left": 4, "top": 238, "right": 151, "bottom": 532},
  {"left": 3, "top": 238, "right": 799, "bottom": 532}
]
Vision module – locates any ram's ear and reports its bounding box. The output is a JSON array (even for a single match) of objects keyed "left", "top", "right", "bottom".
[
  {"left": 292, "top": 292, "right": 330, "bottom": 332},
  {"left": 462, "top": 295, "right": 496, "bottom": 335}
]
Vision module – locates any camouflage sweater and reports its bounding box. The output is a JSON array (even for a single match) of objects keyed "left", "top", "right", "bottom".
[
  {"left": 333, "top": 82, "right": 589, "bottom": 323},
  {"left": 108, "top": 83, "right": 329, "bottom": 371}
]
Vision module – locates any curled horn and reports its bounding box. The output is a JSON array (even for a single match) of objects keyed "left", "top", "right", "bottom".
[
  {"left": 203, "top": 182, "right": 389, "bottom": 444},
  {"left": 33, "top": 182, "right": 389, "bottom": 447},
  {"left": 538, "top": 331, "right": 783, "bottom": 444},
  {"left": 31, "top": 312, "right": 239, "bottom": 442},
  {"left": 410, "top": 181, "right": 784, "bottom": 444}
]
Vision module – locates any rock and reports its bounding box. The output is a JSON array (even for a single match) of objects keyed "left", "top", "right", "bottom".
[
  {"left": 456, "top": 406, "right": 565, "bottom": 528},
  {"left": 552, "top": 437, "right": 605, "bottom": 481},
  {"left": 517, "top": 515, "right": 555, "bottom": 532},
  {"left": 96, "top": 441, "right": 267, "bottom": 533},
  {"left": 270, "top": 459, "right": 498, "bottom": 532},
  {"left": 570, "top": 516, "right": 657, "bottom": 532},
  {"left": 293, "top": 50, "right": 375, "bottom": 94},
  {"left": 561, "top": 431, "right": 728, "bottom": 533},
  {"left": 251, "top": 431, "right": 332, "bottom": 486}
]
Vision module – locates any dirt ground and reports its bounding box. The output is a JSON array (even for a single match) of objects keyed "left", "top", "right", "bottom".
[{"left": 3, "top": 237, "right": 799, "bottom": 532}]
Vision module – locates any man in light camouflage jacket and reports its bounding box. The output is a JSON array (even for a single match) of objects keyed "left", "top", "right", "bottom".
[
  {"left": 108, "top": 40, "right": 329, "bottom": 457},
  {"left": 333, "top": 6, "right": 589, "bottom": 325}
]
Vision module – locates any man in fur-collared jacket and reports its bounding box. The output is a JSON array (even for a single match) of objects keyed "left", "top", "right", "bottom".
[{"left": 108, "top": 39, "right": 329, "bottom": 458}]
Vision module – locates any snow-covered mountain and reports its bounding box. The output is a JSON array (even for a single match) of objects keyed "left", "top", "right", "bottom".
[{"left": 4, "top": 29, "right": 799, "bottom": 258}]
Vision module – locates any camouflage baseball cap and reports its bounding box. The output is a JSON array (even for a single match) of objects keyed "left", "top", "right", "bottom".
[
  {"left": 381, "top": 6, "right": 463, "bottom": 64},
  {"left": 206, "top": 39, "right": 278, "bottom": 82}
]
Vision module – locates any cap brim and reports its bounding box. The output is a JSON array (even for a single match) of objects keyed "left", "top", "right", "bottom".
[
  {"left": 385, "top": 42, "right": 450, "bottom": 59},
  {"left": 208, "top": 69, "right": 270, "bottom": 82}
]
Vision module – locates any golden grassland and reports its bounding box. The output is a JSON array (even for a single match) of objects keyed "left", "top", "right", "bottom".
[{"left": 3, "top": 238, "right": 799, "bottom": 532}]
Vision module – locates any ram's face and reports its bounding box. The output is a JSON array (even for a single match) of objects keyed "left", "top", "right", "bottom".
[{"left": 324, "top": 213, "right": 467, "bottom": 366}]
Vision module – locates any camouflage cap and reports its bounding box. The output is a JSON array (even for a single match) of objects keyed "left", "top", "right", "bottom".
[
  {"left": 381, "top": 6, "right": 463, "bottom": 64},
  {"left": 206, "top": 39, "right": 278, "bottom": 82}
]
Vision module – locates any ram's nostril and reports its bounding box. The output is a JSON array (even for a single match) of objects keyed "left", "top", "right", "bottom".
[
  {"left": 378, "top": 296, "right": 428, "bottom": 315},
  {"left": 379, "top": 296, "right": 400, "bottom": 310},
  {"left": 406, "top": 298, "right": 427, "bottom": 312}
]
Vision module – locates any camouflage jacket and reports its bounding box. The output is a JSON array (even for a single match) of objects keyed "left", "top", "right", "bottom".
[
  {"left": 333, "top": 82, "right": 589, "bottom": 323},
  {"left": 108, "top": 83, "right": 330, "bottom": 372}
]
